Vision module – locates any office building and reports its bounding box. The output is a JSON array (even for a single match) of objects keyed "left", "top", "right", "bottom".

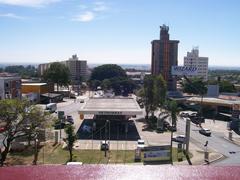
[
  {"left": 184, "top": 48, "right": 208, "bottom": 81},
  {"left": 151, "top": 25, "right": 179, "bottom": 91},
  {"left": 38, "top": 54, "right": 87, "bottom": 83},
  {"left": 0, "top": 73, "right": 21, "bottom": 100}
]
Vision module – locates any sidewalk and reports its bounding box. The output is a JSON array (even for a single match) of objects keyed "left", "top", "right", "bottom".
[
  {"left": 174, "top": 142, "right": 223, "bottom": 165},
  {"left": 224, "top": 131, "right": 240, "bottom": 146}
]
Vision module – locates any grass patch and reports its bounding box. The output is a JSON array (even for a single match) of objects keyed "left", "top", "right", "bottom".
[{"left": 6, "top": 143, "right": 192, "bottom": 165}]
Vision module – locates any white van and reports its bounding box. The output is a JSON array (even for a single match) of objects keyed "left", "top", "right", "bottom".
[{"left": 46, "top": 103, "right": 57, "bottom": 113}]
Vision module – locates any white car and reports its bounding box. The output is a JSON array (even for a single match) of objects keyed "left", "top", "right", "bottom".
[
  {"left": 67, "top": 162, "right": 83, "bottom": 165},
  {"left": 172, "top": 135, "right": 186, "bottom": 143},
  {"left": 137, "top": 139, "right": 145, "bottom": 149}
]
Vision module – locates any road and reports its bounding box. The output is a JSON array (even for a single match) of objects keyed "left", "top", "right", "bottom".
[{"left": 177, "top": 117, "right": 240, "bottom": 165}]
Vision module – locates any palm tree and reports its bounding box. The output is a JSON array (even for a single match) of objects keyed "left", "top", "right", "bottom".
[{"left": 166, "top": 100, "right": 178, "bottom": 163}]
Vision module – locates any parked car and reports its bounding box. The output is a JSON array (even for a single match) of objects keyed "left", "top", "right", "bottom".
[
  {"left": 162, "top": 121, "right": 170, "bottom": 131},
  {"left": 66, "top": 115, "right": 74, "bottom": 124},
  {"left": 199, "top": 128, "right": 211, "bottom": 137},
  {"left": 137, "top": 139, "right": 145, "bottom": 149},
  {"left": 179, "top": 112, "right": 189, "bottom": 118},
  {"left": 79, "top": 99, "right": 84, "bottom": 103},
  {"left": 168, "top": 126, "right": 177, "bottom": 132},
  {"left": 46, "top": 103, "right": 57, "bottom": 113},
  {"left": 100, "top": 141, "right": 109, "bottom": 151},
  {"left": 67, "top": 162, "right": 83, "bottom": 165},
  {"left": 172, "top": 135, "right": 186, "bottom": 143}
]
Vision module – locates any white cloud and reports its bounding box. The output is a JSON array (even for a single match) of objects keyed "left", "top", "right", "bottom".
[
  {"left": 0, "top": 0, "right": 60, "bottom": 7},
  {"left": 72, "top": 11, "right": 95, "bottom": 22},
  {"left": 93, "top": 1, "right": 107, "bottom": 12},
  {"left": 72, "top": 1, "right": 108, "bottom": 23},
  {"left": 0, "top": 13, "right": 25, "bottom": 19}
]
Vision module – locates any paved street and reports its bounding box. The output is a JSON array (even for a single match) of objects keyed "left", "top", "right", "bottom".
[{"left": 177, "top": 117, "right": 240, "bottom": 165}]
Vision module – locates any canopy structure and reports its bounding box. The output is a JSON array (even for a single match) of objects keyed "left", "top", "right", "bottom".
[{"left": 79, "top": 97, "right": 142, "bottom": 116}]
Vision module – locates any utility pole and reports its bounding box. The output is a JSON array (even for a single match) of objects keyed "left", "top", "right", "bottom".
[
  {"left": 185, "top": 118, "right": 191, "bottom": 154},
  {"left": 104, "top": 120, "right": 109, "bottom": 157}
]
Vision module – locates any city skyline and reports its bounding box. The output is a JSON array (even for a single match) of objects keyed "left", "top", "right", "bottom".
[{"left": 0, "top": 0, "right": 240, "bottom": 66}]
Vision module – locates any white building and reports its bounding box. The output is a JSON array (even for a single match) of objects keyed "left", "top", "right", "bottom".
[
  {"left": 38, "top": 54, "right": 87, "bottom": 82},
  {"left": 184, "top": 48, "right": 208, "bottom": 81}
]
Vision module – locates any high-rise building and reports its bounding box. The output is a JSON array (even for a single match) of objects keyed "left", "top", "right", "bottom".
[
  {"left": 184, "top": 48, "right": 208, "bottom": 81},
  {"left": 38, "top": 55, "right": 87, "bottom": 83},
  {"left": 151, "top": 25, "right": 179, "bottom": 91}
]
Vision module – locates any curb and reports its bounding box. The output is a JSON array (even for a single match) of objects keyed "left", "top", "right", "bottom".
[
  {"left": 203, "top": 153, "right": 225, "bottom": 165},
  {"left": 223, "top": 137, "right": 240, "bottom": 146}
]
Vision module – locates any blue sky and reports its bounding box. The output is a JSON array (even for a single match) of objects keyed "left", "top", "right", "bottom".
[{"left": 0, "top": 0, "right": 239, "bottom": 66}]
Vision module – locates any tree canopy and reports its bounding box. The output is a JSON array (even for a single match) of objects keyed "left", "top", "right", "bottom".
[
  {"left": 219, "top": 81, "right": 236, "bottom": 93},
  {"left": 90, "top": 64, "right": 127, "bottom": 81},
  {"left": 182, "top": 78, "right": 207, "bottom": 95},
  {"left": 43, "top": 62, "right": 70, "bottom": 90},
  {"left": 90, "top": 64, "right": 136, "bottom": 95},
  {"left": 143, "top": 74, "right": 167, "bottom": 119},
  {"left": 0, "top": 99, "right": 53, "bottom": 166},
  {"left": 4, "top": 65, "right": 37, "bottom": 78}
]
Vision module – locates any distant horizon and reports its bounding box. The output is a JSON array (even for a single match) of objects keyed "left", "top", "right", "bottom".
[{"left": 1, "top": 62, "right": 240, "bottom": 71}]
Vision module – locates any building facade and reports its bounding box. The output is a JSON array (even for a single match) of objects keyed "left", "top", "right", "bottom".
[
  {"left": 38, "top": 55, "right": 87, "bottom": 83},
  {"left": 62, "top": 55, "right": 87, "bottom": 83},
  {"left": 0, "top": 73, "right": 21, "bottom": 100},
  {"left": 184, "top": 48, "right": 208, "bottom": 81},
  {"left": 151, "top": 25, "right": 179, "bottom": 91}
]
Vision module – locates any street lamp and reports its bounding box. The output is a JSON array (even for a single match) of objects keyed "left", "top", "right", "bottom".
[
  {"left": 104, "top": 120, "right": 109, "bottom": 158},
  {"left": 33, "top": 133, "right": 39, "bottom": 165}
]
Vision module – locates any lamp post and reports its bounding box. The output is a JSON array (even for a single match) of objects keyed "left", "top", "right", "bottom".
[
  {"left": 104, "top": 120, "right": 109, "bottom": 158},
  {"left": 33, "top": 133, "right": 39, "bottom": 165}
]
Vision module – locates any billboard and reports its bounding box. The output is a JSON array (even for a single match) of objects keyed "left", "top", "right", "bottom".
[
  {"left": 171, "top": 66, "right": 198, "bottom": 76},
  {"left": 143, "top": 145, "right": 171, "bottom": 162}
]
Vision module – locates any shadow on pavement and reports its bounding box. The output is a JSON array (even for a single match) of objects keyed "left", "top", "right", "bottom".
[
  {"left": 183, "top": 150, "right": 192, "bottom": 165},
  {"left": 77, "top": 119, "right": 140, "bottom": 141}
]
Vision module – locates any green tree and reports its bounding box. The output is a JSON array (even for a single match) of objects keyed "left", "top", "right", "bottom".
[
  {"left": 0, "top": 99, "right": 52, "bottom": 166},
  {"left": 64, "top": 124, "right": 76, "bottom": 162},
  {"left": 219, "top": 80, "right": 236, "bottom": 93},
  {"left": 90, "top": 64, "right": 136, "bottom": 95},
  {"left": 4, "top": 65, "right": 37, "bottom": 78},
  {"left": 43, "top": 62, "right": 70, "bottom": 91},
  {"left": 166, "top": 100, "right": 178, "bottom": 127},
  {"left": 143, "top": 75, "right": 155, "bottom": 119},
  {"left": 90, "top": 64, "right": 127, "bottom": 81},
  {"left": 165, "top": 100, "right": 178, "bottom": 162},
  {"left": 101, "top": 79, "right": 112, "bottom": 90},
  {"left": 154, "top": 75, "right": 167, "bottom": 109},
  {"left": 182, "top": 78, "right": 207, "bottom": 95}
]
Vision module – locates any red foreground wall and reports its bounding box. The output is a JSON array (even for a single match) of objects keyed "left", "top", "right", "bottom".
[{"left": 0, "top": 165, "right": 240, "bottom": 180}]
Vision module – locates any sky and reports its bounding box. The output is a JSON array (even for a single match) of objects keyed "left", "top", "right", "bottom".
[{"left": 0, "top": 0, "right": 240, "bottom": 66}]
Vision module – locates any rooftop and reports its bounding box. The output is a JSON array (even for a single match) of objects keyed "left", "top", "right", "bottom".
[
  {"left": 187, "top": 97, "right": 240, "bottom": 107},
  {"left": 80, "top": 97, "right": 142, "bottom": 115},
  {"left": 22, "top": 83, "right": 47, "bottom": 86}
]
